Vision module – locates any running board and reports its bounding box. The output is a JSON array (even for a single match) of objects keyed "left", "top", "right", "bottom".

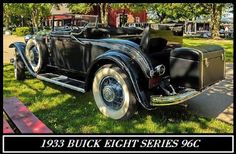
[{"left": 37, "top": 73, "right": 86, "bottom": 93}]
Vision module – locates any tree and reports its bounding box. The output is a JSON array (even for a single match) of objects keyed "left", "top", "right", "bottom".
[
  {"left": 3, "top": 3, "right": 53, "bottom": 31},
  {"left": 111, "top": 3, "right": 147, "bottom": 13},
  {"left": 193, "top": 3, "right": 229, "bottom": 39},
  {"left": 148, "top": 3, "right": 171, "bottom": 23},
  {"left": 68, "top": 3, "right": 110, "bottom": 24},
  {"left": 25, "top": 3, "right": 53, "bottom": 31},
  {"left": 67, "top": 3, "right": 92, "bottom": 14},
  {"left": 3, "top": 3, "right": 23, "bottom": 29},
  {"left": 3, "top": 3, "right": 13, "bottom": 29},
  {"left": 147, "top": 3, "right": 231, "bottom": 39},
  {"left": 147, "top": 3, "right": 207, "bottom": 23}
]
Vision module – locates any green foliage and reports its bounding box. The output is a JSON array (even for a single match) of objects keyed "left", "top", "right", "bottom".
[
  {"left": 147, "top": 3, "right": 231, "bottom": 39},
  {"left": 147, "top": 3, "right": 207, "bottom": 23},
  {"left": 3, "top": 3, "right": 22, "bottom": 29},
  {"left": 25, "top": 3, "right": 53, "bottom": 30},
  {"left": 111, "top": 3, "right": 147, "bottom": 13},
  {"left": 12, "top": 31, "right": 17, "bottom": 35},
  {"left": 15, "top": 27, "right": 32, "bottom": 36},
  {"left": 4, "top": 3, "right": 232, "bottom": 37},
  {"left": 67, "top": 3, "right": 93, "bottom": 14},
  {"left": 3, "top": 3, "right": 53, "bottom": 30}
]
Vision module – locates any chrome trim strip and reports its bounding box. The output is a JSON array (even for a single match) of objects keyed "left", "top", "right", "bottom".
[{"left": 37, "top": 75, "right": 85, "bottom": 93}]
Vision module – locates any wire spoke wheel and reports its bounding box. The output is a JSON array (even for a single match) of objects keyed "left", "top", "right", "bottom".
[
  {"left": 93, "top": 65, "right": 137, "bottom": 120},
  {"left": 25, "top": 39, "right": 47, "bottom": 73},
  {"left": 99, "top": 76, "right": 124, "bottom": 111}
]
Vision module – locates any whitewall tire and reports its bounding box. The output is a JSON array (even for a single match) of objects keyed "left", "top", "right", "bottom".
[{"left": 92, "top": 65, "right": 137, "bottom": 120}]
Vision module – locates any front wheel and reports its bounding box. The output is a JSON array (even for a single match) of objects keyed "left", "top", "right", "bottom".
[
  {"left": 92, "top": 65, "right": 137, "bottom": 120},
  {"left": 14, "top": 54, "right": 25, "bottom": 81}
]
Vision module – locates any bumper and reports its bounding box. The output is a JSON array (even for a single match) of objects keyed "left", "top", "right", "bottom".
[{"left": 150, "top": 88, "right": 200, "bottom": 106}]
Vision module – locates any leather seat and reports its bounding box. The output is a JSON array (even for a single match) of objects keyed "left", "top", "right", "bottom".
[
  {"left": 84, "top": 28, "right": 110, "bottom": 39},
  {"left": 140, "top": 26, "right": 168, "bottom": 53}
]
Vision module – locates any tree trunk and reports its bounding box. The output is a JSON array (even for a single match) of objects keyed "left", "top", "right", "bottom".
[
  {"left": 99, "top": 3, "right": 109, "bottom": 25},
  {"left": 32, "top": 10, "right": 38, "bottom": 32},
  {"left": 21, "top": 16, "right": 24, "bottom": 27},
  {"left": 100, "top": 3, "right": 104, "bottom": 24},
  {"left": 5, "top": 15, "right": 10, "bottom": 29},
  {"left": 104, "top": 3, "right": 109, "bottom": 25},
  {"left": 210, "top": 4, "right": 221, "bottom": 39}
]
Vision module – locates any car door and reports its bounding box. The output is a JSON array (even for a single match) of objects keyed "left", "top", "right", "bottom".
[{"left": 50, "top": 32, "right": 91, "bottom": 74}]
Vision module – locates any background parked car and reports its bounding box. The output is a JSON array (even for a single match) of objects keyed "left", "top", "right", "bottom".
[{"left": 123, "top": 22, "right": 149, "bottom": 30}]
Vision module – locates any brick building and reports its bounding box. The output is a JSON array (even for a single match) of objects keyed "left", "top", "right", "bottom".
[{"left": 46, "top": 4, "right": 147, "bottom": 28}]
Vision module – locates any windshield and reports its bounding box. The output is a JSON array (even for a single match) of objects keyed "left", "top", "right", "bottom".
[
  {"left": 52, "top": 14, "right": 98, "bottom": 30},
  {"left": 74, "top": 15, "right": 98, "bottom": 27}
]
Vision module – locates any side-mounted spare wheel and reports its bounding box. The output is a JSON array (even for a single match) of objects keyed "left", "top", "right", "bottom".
[
  {"left": 92, "top": 64, "right": 137, "bottom": 120},
  {"left": 25, "top": 39, "right": 47, "bottom": 73}
]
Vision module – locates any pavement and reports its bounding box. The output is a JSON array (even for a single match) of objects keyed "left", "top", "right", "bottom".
[
  {"left": 187, "top": 63, "right": 233, "bottom": 125},
  {"left": 3, "top": 34, "right": 234, "bottom": 125},
  {"left": 3, "top": 34, "right": 24, "bottom": 64}
]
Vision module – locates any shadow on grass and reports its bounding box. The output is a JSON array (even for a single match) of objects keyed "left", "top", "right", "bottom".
[
  {"left": 186, "top": 63, "right": 233, "bottom": 125},
  {"left": 31, "top": 93, "right": 224, "bottom": 133},
  {"left": 3, "top": 64, "right": 233, "bottom": 133}
]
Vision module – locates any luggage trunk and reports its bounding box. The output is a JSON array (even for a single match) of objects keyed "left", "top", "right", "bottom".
[{"left": 170, "top": 45, "right": 225, "bottom": 91}]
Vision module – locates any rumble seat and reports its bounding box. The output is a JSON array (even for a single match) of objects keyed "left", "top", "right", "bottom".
[
  {"left": 140, "top": 26, "right": 168, "bottom": 53},
  {"left": 84, "top": 27, "right": 110, "bottom": 39},
  {"left": 140, "top": 27, "right": 173, "bottom": 75},
  {"left": 84, "top": 27, "right": 143, "bottom": 39}
]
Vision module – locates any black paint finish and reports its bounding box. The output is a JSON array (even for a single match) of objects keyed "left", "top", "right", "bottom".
[{"left": 9, "top": 26, "right": 225, "bottom": 109}]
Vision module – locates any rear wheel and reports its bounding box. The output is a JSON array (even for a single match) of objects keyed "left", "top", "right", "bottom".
[{"left": 92, "top": 65, "right": 137, "bottom": 120}]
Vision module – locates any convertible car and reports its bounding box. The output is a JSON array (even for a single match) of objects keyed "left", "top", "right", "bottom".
[{"left": 9, "top": 15, "right": 225, "bottom": 120}]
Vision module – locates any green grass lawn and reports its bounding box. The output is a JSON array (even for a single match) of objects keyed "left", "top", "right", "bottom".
[
  {"left": 3, "top": 64, "right": 233, "bottom": 133},
  {"left": 183, "top": 38, "right": 233, "bottom": 62}
]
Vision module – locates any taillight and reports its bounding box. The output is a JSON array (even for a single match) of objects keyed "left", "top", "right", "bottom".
[{"left": 148, "top": 76, "right": 160, "bottom": 89}]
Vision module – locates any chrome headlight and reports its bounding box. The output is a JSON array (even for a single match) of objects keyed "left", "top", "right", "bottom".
[{"left": 24, "top": 35, "right": 33, "bottom": 43}]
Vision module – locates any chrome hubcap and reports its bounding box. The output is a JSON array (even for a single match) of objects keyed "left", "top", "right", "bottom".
[
  {"left": 100, "top": 76, "right": 124, "bottom": 110},
  {"left": 102, "top": 86, "right": 115, "bottom": 102}
]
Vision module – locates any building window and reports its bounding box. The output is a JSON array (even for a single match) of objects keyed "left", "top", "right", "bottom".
[{"left": 135, "top": 17, "right": 140, "bottom": 23}]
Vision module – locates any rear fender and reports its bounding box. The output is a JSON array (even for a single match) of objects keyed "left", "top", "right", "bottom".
[
  {"left": 9, "top": 42, "right": 36, "bottom": 76},
  {"left": 86, "top": 50, "right": 154, "bottom": 110}
]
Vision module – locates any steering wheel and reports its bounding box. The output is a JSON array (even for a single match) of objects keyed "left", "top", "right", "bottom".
[
  {"left": 71, "top": 26, "right": 82, "bottom": 33},
  {"left": 63, "top": 23, "right": 71, "bottom": 30}
]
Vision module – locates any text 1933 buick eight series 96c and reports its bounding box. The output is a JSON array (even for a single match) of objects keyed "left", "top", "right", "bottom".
[{"left": 10, "top": 15, "right": 225, "bottom": 120}]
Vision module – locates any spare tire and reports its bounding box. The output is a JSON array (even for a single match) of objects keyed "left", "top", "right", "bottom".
[{"left": 25, "top": 39, "right": 48, "bottom": 73}]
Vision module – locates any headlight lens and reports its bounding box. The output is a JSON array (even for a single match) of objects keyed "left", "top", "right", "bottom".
[{"left": 25, "top": 35, "right": 32, "bottom": 40}]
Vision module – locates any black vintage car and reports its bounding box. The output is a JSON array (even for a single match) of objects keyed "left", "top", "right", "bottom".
[{"left": 10, "top": 15, "right": 225, "bottom": 120}]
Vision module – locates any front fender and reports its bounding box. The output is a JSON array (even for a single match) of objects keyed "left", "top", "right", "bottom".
[
  {"left": 9, "top": 42, "right": 36, "bottom": 76},
  {"left": 87, "top": 50, "right": 154, "bottom": 110}
]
